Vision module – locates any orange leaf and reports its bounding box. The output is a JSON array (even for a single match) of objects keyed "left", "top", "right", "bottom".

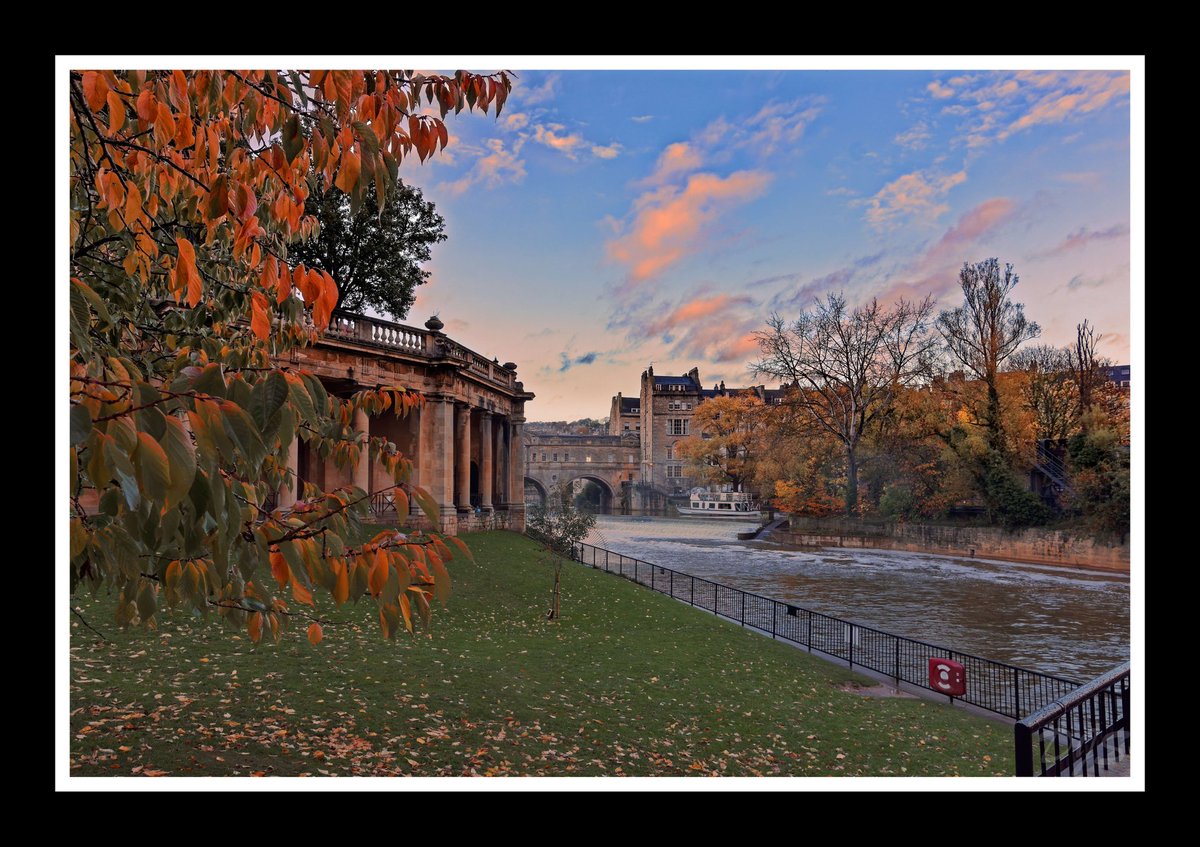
[
  {"left": 368, "top": 548, "right": 388, "bottom": 598},
  {"left": 250, "top": 291, "right": 270, "bottom": 341},
  {"left": 334, "top": 147, "right": 361, "bottom": 193},
  {"left": 269, "top": 550, "right": 289, "bottom": 589},
  {"left": 175, "top": 237, "right": 201, "bottom": 307},
  {"left": 136, "top": 88, "right": 157, "bottom": 124},
  {"left": 82, "top": 71, "right": 109, "bottom": 112},
  {"left": 333, "top": 560, "right": 350, "bottom": 606},
  {"left": 247, "top": 611, "right": 263, "bottom": 643},
  {"left": 291, "top": 575, "right": 314, "bottom": 607},
  {"left": 275, "top": 260, "right": 291, "bottom": 304},
  {"left": 307, "top": 622, "right": 323, "bottom": 645},
  {"left": 106, "top": 90, "right": 125, "bottom": 135},
  {"left": 154, "top": 103, "right": 176, "bottom": 147}
]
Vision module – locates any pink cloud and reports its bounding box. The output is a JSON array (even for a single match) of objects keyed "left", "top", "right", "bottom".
[
  {"left": 1031, "top": 222, "right": 1129, "bottom": 260},
  {"left": 875, "top": 197, "right": 1018, "bottom": 304},
  {"left": 607, "top": 170, "right": 773, "bottom": 283},
  {"left": 864, "top": 169, "right": 967, "bottom": 227},
  {"left": 642, "top": 142, "right": 703, "bottom": 185},
  {"left": 644, "top": 293, "right": 754, "bottom": 336},
  {"left": 437, "top": 137, "right": 526, "bottom": 196},
  {"left": 927, "top": 80, "right": 955, "bottom": 99}
]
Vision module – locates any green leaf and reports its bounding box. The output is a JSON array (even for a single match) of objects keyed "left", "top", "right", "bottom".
[
  {"left": 300, "top": 373, "right": 328, "bottom": 416},
  {"left": 70, "top": 518, "right": 88, "bottom": 559},
  {"left": 287, "top": 378, "right": 317, "bottom": 424},
  {"left": 69, "top": 282, "right": 91, "bottom": 353},
  {"left": 192, "top": 362, "right": 227, "bottom": 399},
  {"left": 104, "top": 437, "right": 140, "bottom": 510},
  {"left": 282, "top": 114, "right": 303, "bottom": 163},
  {"left": 72, "top": 278, "right": 112, "bottom": 328},
  {"left": 160, "top": 416, "right": 196, "bottom": 510},
  {"left": 219, "top": 401, "right": 267, "bottom": 469},
  {"left": 70, "top": 404, "right": 92, "bottom": 447},
  {"left": 249, "top": 371, "right": 288, "bottom": 436},
  {"left": 286, "top": 71, "right": 308, "bottom": 109}
]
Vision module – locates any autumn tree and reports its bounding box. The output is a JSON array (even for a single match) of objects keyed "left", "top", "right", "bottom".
[
  {"left": 936, "top": 259, "right": 1040, "bottom": 453},
  {"left": 1007, "top": 344, "right": 1078, "bottom": 442},
  {"left": 676, "top": 394, "right": 764, "bottom": 492},
  {"left": 69, "top": 69, "right": 510, "bottom": 642},
  {"left": 286, "top": 178, "right": 445, "bottom": 319},
  {"left": 752, "top": 294, "right": 937, "bottom": 515}
]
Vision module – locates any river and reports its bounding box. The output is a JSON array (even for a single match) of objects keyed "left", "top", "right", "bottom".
[{"left": 585, "top": 515, "right": 1130, "bottom": 682}]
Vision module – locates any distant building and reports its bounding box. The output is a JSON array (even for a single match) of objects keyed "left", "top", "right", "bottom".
[
  {"left": 610, "top": 366, "right": 784, "bottom": 498},
  {"left": 1105, "top": 364, "right": 1131, "bottom": 388}
]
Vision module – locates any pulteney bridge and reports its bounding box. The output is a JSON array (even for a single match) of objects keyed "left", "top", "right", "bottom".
[{"left": 524, "top": 433, "right": 641, "bottom": 511}]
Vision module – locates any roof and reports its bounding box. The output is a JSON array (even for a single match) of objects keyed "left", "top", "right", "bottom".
[
  {"left": 655, "top": 375, "right": 697, "bottom": 386},
  {"left": 619, "top": 397, "right": 639, "bottom": 413}
]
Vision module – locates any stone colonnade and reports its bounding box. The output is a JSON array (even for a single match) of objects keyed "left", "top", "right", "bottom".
[{"left": 277, "top": 395, "right": 526, "bottom": 535}]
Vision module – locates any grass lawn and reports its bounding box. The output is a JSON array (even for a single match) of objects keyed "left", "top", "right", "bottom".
[{"left": 69, "top": 531, "right": 1014, "bottom": 777}]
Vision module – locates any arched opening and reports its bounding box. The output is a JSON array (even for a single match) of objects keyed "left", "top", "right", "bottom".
[
  {"left": 524, "top": 476, "right": 548, "bottom": 507},
  {"left": 565, "top": 476, "right": 615, "bottom": 514}
]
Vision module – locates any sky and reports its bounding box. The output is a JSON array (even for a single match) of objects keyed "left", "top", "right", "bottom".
[{"left": 386, "top": 59, "right": 1138, "bottom": 422}]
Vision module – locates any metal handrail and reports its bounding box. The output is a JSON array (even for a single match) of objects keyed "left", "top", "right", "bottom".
[{"left": 558, "top": 538, "right": 1091, "bottom": 723}]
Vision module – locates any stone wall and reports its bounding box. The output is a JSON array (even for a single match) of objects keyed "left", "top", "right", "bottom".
[{"left": 771, "top": 523, "right": 1130, "bottom": 572}]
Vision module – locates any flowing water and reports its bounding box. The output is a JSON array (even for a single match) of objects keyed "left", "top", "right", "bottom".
[{"left": 585, "top": 515, "right": 1130, "bottom": 682}]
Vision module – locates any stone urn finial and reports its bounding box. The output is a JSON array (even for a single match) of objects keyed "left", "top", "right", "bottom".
[{"left": 425, "top": 314, "right": 444, "bottom": 332}]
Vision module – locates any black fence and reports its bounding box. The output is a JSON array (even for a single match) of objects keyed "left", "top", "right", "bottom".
[
  {"left": 1014, "top": 661, "right": 1130, "bottom": 776},
  {"left": 568, "top": 540, "right": 1083, "bottom": 722}
]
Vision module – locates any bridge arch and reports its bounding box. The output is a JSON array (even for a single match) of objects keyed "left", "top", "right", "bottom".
[
  {"left": 524, "top": 476, "right": 548, "bottom": 507},
  {"left": 562, "top": 475, "right": 616, "bottom": 512}
]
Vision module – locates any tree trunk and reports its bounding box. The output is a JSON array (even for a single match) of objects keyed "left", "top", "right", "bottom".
[
  {"left": 845, "top": 446, "right": 858, "bottom": 517},
  {"left": 549, "top": 564, "right": 561, "bottom": 620},
  {"left": 986, "top": 380, "right": 1005, "bottom": 454}
]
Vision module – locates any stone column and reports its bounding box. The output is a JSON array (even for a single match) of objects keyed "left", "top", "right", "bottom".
[
  {"left": 455, "top": 403, "right": 472, "bottom": 512},
  {"left": 495, "top": 416, "right": 508, "bottom": 510},
  {"left": 508, "top": 415, "right": 526, "bottom": 530},
  {"left": 277, "top": 435, "right": 299, "bottom": 510},
  {"left": 420, "top": 396, "right": 457, "bottom": 534},
  {"left": 407, "top": 404, "right": 423, "bottom": 521},
  {"left": 353, "top": 406, "right": 371, "bottom": 494},
  {"left": 479, "top": 411, "right": 494, "bottom": 512}
]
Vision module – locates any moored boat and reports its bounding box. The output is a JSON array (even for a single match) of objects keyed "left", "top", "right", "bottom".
[{"left": 676, "top": 488, "right": 760, "bottom": 518}]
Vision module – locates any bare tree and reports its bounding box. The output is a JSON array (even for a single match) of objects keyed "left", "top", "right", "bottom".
[
  {"left": 1071, "top": 319, "right": 1105, "bottom": 429},
  {"left": 527, "top": 485, "right": 596, "bottom": 621},
  {"left": 752, "top": 294, "right": 938, "bottom": 514},
  {"left": 936, "top": 259, "right": 1040, "bottom": 453},
  {"left": 1008, "top": 344, "right": 1077, "bottom": 441}
]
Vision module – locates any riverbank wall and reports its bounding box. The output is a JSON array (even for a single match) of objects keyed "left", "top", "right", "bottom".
[{"left": 767, "top": 522, "right": 1130, "bottom": 573}]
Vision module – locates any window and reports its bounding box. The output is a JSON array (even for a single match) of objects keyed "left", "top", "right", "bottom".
[
  {"left": 564, "top": 453, "right": 569, "bottom": 462},
  {"left": 553, "top": 453, "right": 558, "bottom": 462},
  {"left": 668, "top": 418, "right": 689, "bottom": 436},
  {"left": 665, "top": 445, "right": 674, "bottom": 460},
  {"left": 623, "top": 424, "right": 630, "bottom": 431},
  {"left": 683, "top": 402, "right": 691, "bottom": 410},
  {"left": 585, "top": 455, "right": 593, "bottom": 463},
  {"left": 666, "top": 465, "right": 684, "bottom": 478},
  {"left": 541, "top": 453, "right": 546, "bottom": 462}
]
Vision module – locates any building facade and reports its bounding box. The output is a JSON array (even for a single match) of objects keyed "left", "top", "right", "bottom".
[
  {"left": 277, "top": 312, "right": 534, "bottom": 535},
  {"left": 612, "top": 366, "right": 784, "bottom": 499}
]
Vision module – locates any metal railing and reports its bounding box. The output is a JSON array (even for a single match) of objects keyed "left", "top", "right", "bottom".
[
  {"left": 566, "top": 540, "right": 1085, "bottom": 722},
  {"left": 1035, "top": 440, "right": 1074, "bottom": 494},
  {"left": 1014, "top": 661, "right": 1130, "bottom": 776}
]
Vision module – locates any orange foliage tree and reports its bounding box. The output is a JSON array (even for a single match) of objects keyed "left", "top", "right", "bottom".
[{"left": 69, "top": 69, "right": 511, "bottom": 642}]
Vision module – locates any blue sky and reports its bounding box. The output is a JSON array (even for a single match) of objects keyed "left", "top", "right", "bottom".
[{"left": 390, "top": 62, "right": 1134, "bottom": 421}]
